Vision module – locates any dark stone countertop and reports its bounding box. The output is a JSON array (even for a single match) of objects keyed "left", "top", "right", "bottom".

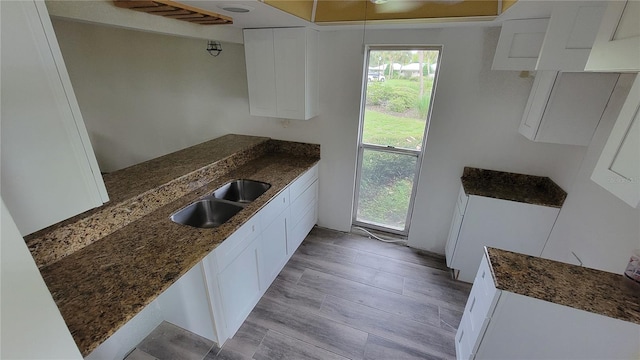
[
  {"left": 486, "top": 247, "right": 640, "bottom": 325},
  {"left": 32, "top": 135, "right": 320, "bottom": 356},
  {"left": 461, "top": 167, "right": 567, "bottom": 208}
]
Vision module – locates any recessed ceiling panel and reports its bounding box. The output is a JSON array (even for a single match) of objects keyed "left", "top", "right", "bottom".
[
  {"left": 314, "top": 0, "right": 499, "bottom": 23},
  {"left": 263, "top": 0, "right": 315, "bottom": 22}
]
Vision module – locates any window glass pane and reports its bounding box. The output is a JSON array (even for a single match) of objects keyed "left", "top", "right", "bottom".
[
  {"left": 362, "top": 49, "right": 438, "bottom": 149},
  {"left": 356, "top": 149, "right": 417, "bottom": 231}
]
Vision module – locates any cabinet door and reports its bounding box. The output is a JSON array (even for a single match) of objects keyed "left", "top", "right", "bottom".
[
  {"left": 519, "top": 71, "right": 558, "bottom": 141},
  {"left": 217, "top": 236, "right": 262, "bottom": 337},
  {"left": 592, "top": 74, "right": 640, "bottom": 208},
  {"left": 274, "top": 28, "right": 307, "bottom": 119},
  {"left": 536, "top": 72, "right": 619, "bottom": 146},
  {"left": 585, "top": 0, "right": 640, "bottom": 72},
  {"left": 492, "top": 18, "right": 549, "bottom": 70},
  {"left": 456, "top": 255, "right": 501, "bottom": 359},
  {"left": 244, "top": 29, "right": 277, "bottom": 117},
  {"left": 451, "top": 196, "right": 559, "bottom": 283},
  {"left": 259, "top": 210, "right": 289, "bottom": 290},
  {"left": 0, "top": 0, "right": 108, "bottom": 235},
  {"left": 445, "top": 203, "right": 463, "bottom": 267},
  {"left": 536, "top": 2, "right": 606, "bottom": 71}
]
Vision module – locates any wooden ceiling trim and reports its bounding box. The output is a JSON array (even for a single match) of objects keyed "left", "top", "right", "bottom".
[{"left": 113, "top": 0, "right": 233, "bottom": 25}]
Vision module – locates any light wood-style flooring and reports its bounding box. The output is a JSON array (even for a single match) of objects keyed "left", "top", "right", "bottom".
[{"left": 126, "top": 227, "right": 471, "bottom": 360}]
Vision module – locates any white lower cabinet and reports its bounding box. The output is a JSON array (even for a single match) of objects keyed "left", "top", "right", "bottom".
[
  {"left": 445, "top": 185, "right": 559, "bottom": 283},
  {"left": 204, "top": 164, "right": 319, "bottom": 343},
  {"left": 457, "top": 254, "right": 640, "bottom": 360}
]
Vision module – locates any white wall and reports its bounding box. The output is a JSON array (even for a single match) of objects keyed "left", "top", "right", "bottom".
[
  {"left": 542, "top": 74, "right": 640, "bottom": 274},
  {"left": 1, "top": 199, "right": 82, "bottom": 359},
  {"left": 356, "top": 27, "right": 587, "bottom": 252},
  {"left": 55, "top": 20, "right": 637, "bottom": 274},
  {"left": 51, "top": 19, "right": 245, "bottom": 172}
]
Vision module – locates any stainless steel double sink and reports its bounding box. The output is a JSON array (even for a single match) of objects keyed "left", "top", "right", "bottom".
[{"left": 170, "top": 180, "right": 271, "bottom": 228}]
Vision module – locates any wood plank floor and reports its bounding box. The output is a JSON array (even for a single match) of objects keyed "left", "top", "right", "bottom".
[{"left": 128, "top": 227, "right": 471, "bottom": 360}]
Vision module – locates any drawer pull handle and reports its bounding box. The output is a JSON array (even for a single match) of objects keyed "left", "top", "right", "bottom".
[
  {"left": 458, "top": 329, "right": 464, "bottom": 343},
  {"left": 469, "top": 297, "right": 476, "bottom": 313},
  {"left": 482, "top": 270, "right": 486, "bottom": 279}
]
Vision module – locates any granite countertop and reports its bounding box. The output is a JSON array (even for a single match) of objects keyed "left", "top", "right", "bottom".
[
  {"left": 486, "top": 247, "right": 640, "bottom": 325},
  {"left": 32, "top": 135, "right": 320, "bottom": 356},
  {"left": 461, "top": 167, "right": 567, "bottom": 208}
]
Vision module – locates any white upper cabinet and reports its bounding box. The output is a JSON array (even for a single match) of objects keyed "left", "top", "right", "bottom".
[
  {"left": 493, "top": 18, "right": 549, "bottom": 70},
  {"left": 243, "top": 29, "right": 278, "bottom": 117},
  {"left": 586, "top": 0, "right": 640, "bottom": 72},
  {"left": 519, "top": 70, "right": 619, "bottom": 146},
  {"left": 592, "top": 74, "right": 640, "bottom": 208},
  {"left": 494, "top": 2, "right": 608, "bottom": 71},
  {"left": 244, "top": 28, "right": 319, "bottom": 120},
  {"left": 1, "top": 0, "right": 108, "bottom": 236},
  {"left": 536, "top": 2, "right": 607, "bottom": 71}
]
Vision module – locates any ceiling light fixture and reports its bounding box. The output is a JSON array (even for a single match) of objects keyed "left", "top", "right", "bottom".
[
  {"left": 370, "top": 0, "right": 389, "bottom": 4},
  {"left": 206, "top": 41, "right": 222, "bottom": 57},
  {"left": 218, "top": 4, "right": 254, "bottom": 13}
]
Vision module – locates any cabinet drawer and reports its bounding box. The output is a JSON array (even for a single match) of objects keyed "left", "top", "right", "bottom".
[
  {"left": 475, "top": 255, "right": 497, "bottom": 297},
  {"left": 214, "top": 215, "right": 261, "bottom": 271},
  {"left": 289, "top": 164, "right": 318, "bottom": 202},
  {"left": 290, "top": 180, "right": 318, "bottom": 227},
  {"left": 456, "top": 314, "right": 473, "bottom": 360},
  {"left": 288, "top": 200, "right": 317, "bottom": 255},
  {"left": 260, "top": 188, "right": 289, "bottom": 229},
  {"left": 460, "top": 254, "right": 500, "bottom": 356}
]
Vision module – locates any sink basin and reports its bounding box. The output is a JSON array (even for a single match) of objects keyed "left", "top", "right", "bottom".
[
  {"left": 208, "top": 179, "right": 271, "bottom": 204},
  {"left": 171, "top": 199, "right": 243, "bottom": 228}
]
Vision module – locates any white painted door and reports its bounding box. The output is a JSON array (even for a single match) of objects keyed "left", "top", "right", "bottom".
[
  {"left": 217, "top": 236, "right": 261, "bottom": 336},
  {"left": 274, "top": 28, "right": 307, "bottom": 119},
  {"left": 259, "top": 210, "right": 289, "bottom": 289},
  {"left": 244, "top": 29, "right": 277, "bottom": 117}
]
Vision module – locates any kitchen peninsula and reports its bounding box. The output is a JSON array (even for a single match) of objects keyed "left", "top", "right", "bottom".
[{"left": 25, "top": 134, "right": 320, "bottom": 356}]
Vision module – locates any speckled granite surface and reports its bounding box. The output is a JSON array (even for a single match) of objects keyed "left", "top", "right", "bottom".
[
  {"left": 486, "top": 247, "right": 640, "bottom": 325},
  {"left": 461, "top": 167, "right": 566, "bottom": 208},
  {"left": 25, "top": 135, "right": 317, "bottom": 268},
  {"left": 32, "top": 135, "right": 319, "bottom": 356}
]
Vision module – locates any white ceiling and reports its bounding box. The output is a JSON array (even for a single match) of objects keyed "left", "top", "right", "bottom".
[{"left": 179, "top": 0, "right": 557, "bottom": 31}]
